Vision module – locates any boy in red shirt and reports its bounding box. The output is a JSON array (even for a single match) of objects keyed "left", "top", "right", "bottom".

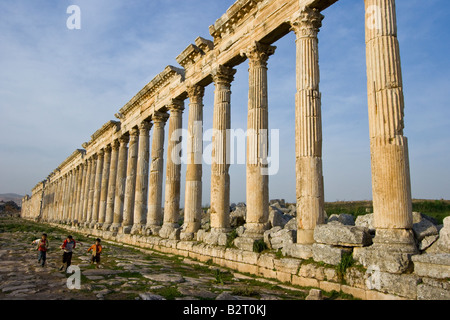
[
  {"left": 87, "top": 238, "right": 102, "bottom": 268},
  {"left": 32, "top": 233, "right": 49, "bottom": 267}
]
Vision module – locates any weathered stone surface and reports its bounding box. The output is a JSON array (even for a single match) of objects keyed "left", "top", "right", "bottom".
[
  {"left": 312, "top": 244, "right": 352, "bottom": 266},
  {"left": 328, "top": 214, "right": 355, "bottom": 226},
  {"left": 355, "top": 214, "right": 375, "bottom": 234},
  {"left": 375, "top": 272, "right": 420, "bottom": 300},
  {"left": 412, "top": 253, "right": 450, "bottom": 279},
  {"left": 233, "top": 237, "right": 256, "bottom": 252},
  {"left": 354, "top": 246, "right": 414, "bottom": 274},
  {"left": 417, "top": 284, "right": 450, "bottom": 300},
  {"left": 305, "top": 289, "right": 323, "bottom": 300},
  {"left": 264, "top": 227, "right": 295, "bottom": 250},
  {"left": 284, "top": 218, "right": 297, "bottom": 231},
  {"left": 413, "top": 212, "right": 439, "bottom": 242},
  {"left": 282, "top": 243, "right": 313, "bottom": 260},
  {"left": 268, "top": 207, "right": 292, "bottom": 228},
  {"left": 273, "top": 258, "right": 301, "bottom": 275},
  {"left": 215, "top": 292, "right": 238, "bottom": 300},
  {"left": 314, "top": 224, "right": 372, "bottom": 247},
  {"left": 139, "top": 293, "right": 166, "bottom": 300},
  {"left": 437, "top": 216, "right": 450, "bottom": 253}
]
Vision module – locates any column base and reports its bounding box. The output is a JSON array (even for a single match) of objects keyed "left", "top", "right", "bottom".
[
  {"left": 95, "top": 223, "right": 104, "bottom": 230},
  {"left": 121, "top": 225, "right": 133, "bottom": 234},
  {"left": 243, "top": 222, "right": 270, "bottom": 239},
  {"left": 204, "top": 229, "right": 230, "bottom": 246},
  {"left": 159, "top": 223, "right": 180, "bottom": 240},
  {"left": 110, "top": 223, "right": 122, "bottom": 233},
  {"left": 297, "top": 229, "right": 316, "bottom": 245},
  {"left": 180, "top": 232, "right": 196, "bottom": 241},
  {"left": 353, "top": 228, "right": 417, "bottom": 274},
  {"left": 131, "top": 224, "right": 145, "bottom": 235},
  {"left": 102, "top": 223, "right": 112, "bottom": 231},
  {"left": 144, "top": 225, "right": 162, "bottom": 236}
]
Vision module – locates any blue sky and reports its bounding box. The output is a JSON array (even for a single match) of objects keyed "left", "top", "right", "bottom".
[{"left": 0, "top": 0, "right": 449, "bottom": 205}]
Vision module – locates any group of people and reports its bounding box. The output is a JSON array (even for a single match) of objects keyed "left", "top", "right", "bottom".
[{"left": 32, "top": 234, "right": 103, "bottom": 271}]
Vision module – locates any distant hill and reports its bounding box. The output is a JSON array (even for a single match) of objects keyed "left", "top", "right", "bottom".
[{"left": 0, "top": 193, "right": 24, "bottom": 207}]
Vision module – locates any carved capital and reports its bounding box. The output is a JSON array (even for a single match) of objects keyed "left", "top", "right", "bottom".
[
  {"left": 212, "top": 65, "right": 236, "bottom": 85},
  {"left": 152, "top": 112, "right": 170, "bottom": 124},
  {"left": 186, "top": 85, "right": 205, "bottom": 104},
  {"left": 241, "top": 41, "right": 276, "bottom": 68},
  {"left": 129, "top": 127, "right": 140, "bottom": 139},
  {"left": 167, "top": 99, "right": 185, "bottom": 113},
  {"left": 119, "top": 135, "right": 130, "bottom": 145},
  {"left": 104, "top": 144, "right": 112, "bottom": 153},
  {"left": 290, "top": 7, "right": 324, "bottom": 39},
  {"left": 139, "top": 120, "right": 152, "bottom": 133},
  {"left": 97, "top": 149, "right": 105, "bottom": 158},
  {"left": 112, "top": 139, "right": 120, "bottom": 150}
]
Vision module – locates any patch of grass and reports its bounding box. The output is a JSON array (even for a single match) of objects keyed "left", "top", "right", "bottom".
[
  {"left": 230, "top": 287, "right": 260, "bottom": 298},
  {"left": 117, "top": 272, "right": 145, "bottom": 279},
  {"left": 275, "top": 249, "right": 283, "bottom": 259},
  {"left": 213, "top": 269, "right": 234, "bottom": 285},
  {"left": 253, "top": 239, "right": 268, "bottom": 253},
  {"left": 152, "top": 286, "right": 183, "bottom": 300},
  {"left": 226, "top": 229, "right": 238, "bottom": 248},
  {"left": 336, "top": 252, "right": 355, "bottom": 282}
]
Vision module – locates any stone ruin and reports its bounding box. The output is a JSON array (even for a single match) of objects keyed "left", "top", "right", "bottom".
[{"left": 21, "top": 0, "right": 449, "bottom": 300}]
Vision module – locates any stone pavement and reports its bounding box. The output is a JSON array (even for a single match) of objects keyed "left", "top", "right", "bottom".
[{"left": 0, "top": 217, "right": 350, "bottom": 300}]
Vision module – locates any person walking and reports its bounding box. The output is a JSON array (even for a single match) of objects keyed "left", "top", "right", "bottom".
[{"left": 32, "top": 233, "right": 49, "bottom": 267}]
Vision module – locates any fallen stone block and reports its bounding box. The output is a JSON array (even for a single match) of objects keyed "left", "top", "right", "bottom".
[
  {"left": 314, "top": 224, "right": 372, "bottom": 247},
  {"left": 412, "top": 253, "right": 450, "bottom": 279},
  {"left": 312, "top": 243, "right": 352, "bottom": 266}
]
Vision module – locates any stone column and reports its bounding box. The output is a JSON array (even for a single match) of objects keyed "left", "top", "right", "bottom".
[
  {"left": 290, "top": 7, "right": 325, "bottom": 244},
  {"left": 77, "top": 161, "right": 88, "bottom": 224},
  {"left": 364, "top": 0, "right": 415, "bottom": 250},
  {"left": 160, "top": 99, "right": 184, "bottom": 239},
  {"left": 86, "top": 155, "right": 97, "bottom": 227},
  {"left": 112, "top": 135, "right": 129, "bottom": 232},
  {"left": 70, "top": 167, "right": 80, "bottom": 224},
  {"left": 122, "top": 128, "right": 139, "bottom": 234},
  {"left": 59, "top": 175, "right": 67, "bottom": 223},
  {"left": 73, "top": 164, "right": 84, "bottom": 224},
  {"left": 145, "top": 112, "right": 169, "bottom": 235},
  {"left": 91, "top": 150, "right": 104, "bottom": 228},
  {"left": 181, "top": 85, "right": 205, "bottom": 240},
  {"left": 210, "top": 66, "right": 236, "bottom": 235},
  {"left": 241, "top": 41, "right": 276, "bottom": 239},
  {"left": 81, "top": 159, "right": 91, "bottom": 224},
  {"left": 104, "top": 140, "right": 120, "bottom": 231},
  {"left": 98, "top": 145, "right": 112, "bottom": 228},
  {"left": 64, "top": 172, "right": 74, "bottom": 223},
  {"left": 131, "top": 121, "right": 152, "bottom": 235}
]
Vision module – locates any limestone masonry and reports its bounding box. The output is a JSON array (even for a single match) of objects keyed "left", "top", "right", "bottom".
[{"left": 21, "top": 0, "right": 449, "bottom": 300}]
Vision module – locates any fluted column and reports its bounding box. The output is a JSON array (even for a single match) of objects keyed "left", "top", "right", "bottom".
[
  {"left": 86, "top": 155, "right": 97, "bottom": 226},
  {"left": 112, "top": 135, "right": 129, "bottom": 232},
  {"left": 160, "top": 99, "right": 184, "bottom": 239},
  {"left": 122, "top": 128, "right": 139, "bottom": 234},
  {"left": 81, "top": 158, "right": 92, "bottom": 224},
  {"left": 181, "top": 85, "right": 205, "bottom": 240},
  {"left": 70, "top": 167, "right": 80, "bottom": 224},
  {"left": 131, "top": 121, "right": 152, "bottom": 235},
  {"left": 77, "top": 161, "right": 88, "bottom": 224},
  {"left": 290, "top": 7, "right": 325, "bottom": 244},
  {"left": 98, "top": 145, "right": 111, "bottom": 228},
  {"left": 104, "top": 140, "right": 120, "bottom": 230},
  {"left": 241, "top": 41, "right": 276, "bottom": 238},
  {"left": 73, "top": 164, "right": 84, "bottom": 224},
  {"left": 365, "top": 0, "right": 415, "bottom": 249},
  {"left": 210, "top": 66, "right": 236, "bottom": 233},
  {"left": 91, "top": 149, "right": 104, "bottom": 228},
  {"left": 64, "top": 172, "right": 73, "bottom": 223},
  {"left": 59, "top": 175, "right": 67, "bottom": 223},
  {"left": 145, "top": 112, "right": 169, "bottom": 235}
]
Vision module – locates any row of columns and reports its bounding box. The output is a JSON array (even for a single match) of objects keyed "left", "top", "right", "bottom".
[{"left": 36, "top": 0, "right": 414, "bottom": 249}]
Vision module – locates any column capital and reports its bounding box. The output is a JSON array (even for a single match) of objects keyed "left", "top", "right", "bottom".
[
  {"left": 97, "top": 149, "right": 105, "bottom": 157},
  {"left": 139, "top": 120, "right": 153, "bottom": 133},
  {"left": 104, "top": 144, "right": 112, "bottom": 153},
  {"left": 212, "top": 65, "right": 237, "bottom": 85},
  {"left": 167, "top": 99, "right": 185, "bottom": 113},
  {"left": 112, "top": 139, "right": 120, "bottom": 149},
  {"left": 119, "top": 135, "right": 130, "bottom": 145},
  {"left": 129, "top": 127, "right": 140, "bottom": 137},
  {"left": 152, "top": 111, "right": 170, "bottom": 124},
  {"left": 241, "top": 41, "right": 276, "bottom": 67},
  {"left": 186, "top": 85, "right": 205, "bottom": 104},
  {"left": 290, "top": 7, "right": 324, "bottom": 38}
]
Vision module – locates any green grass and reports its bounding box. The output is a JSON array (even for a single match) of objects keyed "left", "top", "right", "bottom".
[
  {"left": 152, "top": 286, "right": 183, "bottom": 300},
  {"left": 253, "top": 239, "right": 268, "bottom": 253},
  {"left": 325, "top": 199, "right": 450, "bottom": 224}
]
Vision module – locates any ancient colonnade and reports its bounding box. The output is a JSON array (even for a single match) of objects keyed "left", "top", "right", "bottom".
[{"left": 22, "top": 0, "right": 416, "bottom": 253}]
